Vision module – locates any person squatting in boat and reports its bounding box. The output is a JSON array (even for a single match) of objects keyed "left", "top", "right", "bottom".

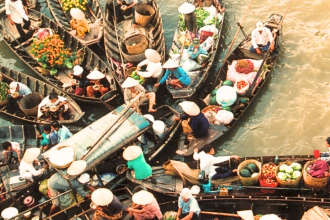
[
  {"left": 50, "top": 120, "right": 72, "bottom": 144},
  {"left": 1, "top": 141, "right": 22, "bottom": 164},
  {"left": 38, "top": 91, "right": 69, "bottom": 121},
  {"left": 19, "top": 148, "right": 48, "bottom": 182},
  {"left": 250, "top": 21, "right": 274, "bottom": 54},
  {"left": 176, "top": 188, "right": 201, "bottom": 220},
  {"left": 70, "top": 8, "right": 91, "bottom": 39},
  {"left": 136, "top": 49, "right": 162, "bottom": 84}
]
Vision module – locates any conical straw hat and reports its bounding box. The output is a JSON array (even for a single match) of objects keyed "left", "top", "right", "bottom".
[
  {"left": 87, "top": 69, "right": 105, "bottom": 80},
  {"left": 179, "top": 101, "right": 200, "bottom": 116},
  {"left": 178, "top": 2, "right": 195, "bottom": 14},
  {"left": 132, "top": 190, "right": 155, "bottom": 205},
  {"left": 237, "top": 210, "right": 254, "bottom": 220},
  {"left": 122, "top": 77, "right": 139, "bottom": 88},
  {"left": 91, "top": 188, "right": 114, "bottom": 206},
  {"left": 162, "top": 59, "right": 179, "bottom": 69},
  {"left": 67, "top": 160, "right": 87, "bottom": 176},
  {"left": 145, "top": 49, "right": 161, "bottom": 63},
  {"left": 123, "top": 146, "right": 142, "bottom": 161},
  {"left": 70, "top": 8, "right": 85, "bottom": 20},
  {"left": 23, "top": 148, "right": 40, "bottom": 163}
]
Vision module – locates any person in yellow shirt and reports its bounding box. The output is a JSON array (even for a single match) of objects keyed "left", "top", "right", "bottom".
[{"left": 70, "top": 8, "right": 90, "bottom": 39}]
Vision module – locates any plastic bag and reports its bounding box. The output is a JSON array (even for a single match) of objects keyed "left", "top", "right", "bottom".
[
  {"left": 204, "top": 110, "right": 217, "bottom": 123},
  {"left": 178, "top": 35, "right": 191, "bottom": 47},
  {"left": 182, "top": 59, "right": 202, "bottom": 72},
  {"left": 198, "top": 25, "right": 218, "bottom": 35},
  {"left": 216, "top": 86, "right": 237, "bottom": 107},
  {"left": 187, "top": 70, "right": 201, "bottom": 79},
  {"left": 234, "top": 79, "right": 249, "bottom": 96},
  {"left": 226, "top": 60, "right": 257, "bottom": 86},
  {"left": 197, "top": 54, "right": 209, "bottom": 65},
  {"left": 215, "top": 110, "right": 234, "bottom": 125},
  {"left": 200, "top": 37, "right": 213, "bottom": 51}
]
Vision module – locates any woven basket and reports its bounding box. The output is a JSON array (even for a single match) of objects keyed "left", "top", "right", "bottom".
[
  {"left": 126, "top": 67, "right": 137, "bottom": 77},
  {"left": 50, "top": 146, "right": 77, "bottom": 169},
  {"left": 125, "top": 34, "right": 149, "bottom": 55},
  {"left": 201, "top": 105, "right": 222, "bottom": 114},
  {"left": 237, "top": 159, "right": 261, "bottom": 186},
  {"left": 275, "top": 160, "right": 303, "bottom": 188},
  {"left": 122, "top": 50, "right": 147, "bottom": 63},
  {"left": 0, "top": 94, "right": 9, "bottom": 107},
  {"left": 19, "top": 92, "right": 43, "bottom": 117},
  {"left": 134, "top": 4, "right": 155, "bottom": 27},
  {"left": 303, "top": 160, "right": 329, "bottom": 192}
]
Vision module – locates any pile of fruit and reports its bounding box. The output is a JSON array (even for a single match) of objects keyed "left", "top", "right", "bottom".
[
  {"left": 236, "top": 80, "right": 248, "bottom": 90},
  {"left": 60, "top": 0, "right": 88, "bottom": 12},
  {"left": 259, "top": 162, "right": 278, "bottom": 187},
  {"left": 240, "top": 163, "right": 259, "bottom": 178},
  {"left": 277, "top": 162, "right": 302, "bottom": 181},
  {"left": 0, "top": 82, "right": 9, "bottom": 101},
  {"left": 201, "top": 106, "right": 221, "bottom": 114},
  {"left": 29, "top": 34, "right": 82, "bottom": 75},
  {"left": 130, "top": 71, "right": 145, "bottom": 84},
  {"left": 235, "top": 59, "right": 254, "bottom": 74}
]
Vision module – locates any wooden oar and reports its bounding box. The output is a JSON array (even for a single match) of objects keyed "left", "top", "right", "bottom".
[
  {"left": 210, "top": 8, "right": 218, "bottom": 53},
  {"left": 177, "top": 30, "right": 188, "bottom": 64}
]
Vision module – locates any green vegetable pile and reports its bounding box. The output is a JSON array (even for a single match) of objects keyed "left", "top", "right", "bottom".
[
  {"left": 178, "top": 8, "right": 210, "bottom": 31},
  {"left": 277, "top": 163, "right": 302, "bottom": 181},
  {"left": 130, "top": 71, "right": 145, "bottom": 84},
  {"left": 0, "top": 82, "right": 9, "bottom": 100}
]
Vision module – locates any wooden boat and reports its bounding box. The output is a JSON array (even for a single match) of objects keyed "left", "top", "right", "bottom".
[
  {"left": 126, "top": 154, "right": 326, "bottom": 198},
  {"left": 166, "top": 0, "right": 225, "bottom": 99},
  {"left": 0, "top": 65, "right": 84, "bottom": 124},
  {"left": 176, "top": 13, "right": 283, "bottom": 156},
  {"left": 103, "top": 0, "right": 166, "bottom": 94},
  {"left": 0, "top": 9, "right": 119, "bottom": 105},
  {"left": 45, "top": 0, "right": 104, "bottom": 46}
]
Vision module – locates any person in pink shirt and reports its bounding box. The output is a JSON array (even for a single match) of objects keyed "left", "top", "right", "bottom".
[{"left": 1, "top": 141, "right": 22, "bottom": 164}]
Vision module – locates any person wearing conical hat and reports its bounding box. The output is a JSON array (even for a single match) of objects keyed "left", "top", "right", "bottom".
[
  {"left": 19, "top": 148, "right": 48, "bottom": 182},
  {"left": 122, "top": 77, "right": 157, "bottom": 112},
  {"left": 91, "top": 188, "right": 123, "bottom": 220},
  {"left": 136, "top": 49, "right": 162, "bottom": 79},
  {"left": 126, "top": 190, "right": 162, "bottom": 220},
  {"left": 48, "top": 160, "right": 93, "bottom": 215},
  {"left": 70, "top": 8, "right": 91, "bottom": 39},
  {"left": 174, "top": 101, "right": 209, "bottom": 142},
  {"left": 250, "top": 21, "right": 274, "bottom": 54},
  {"left": 69, "top": 65, "right": 91, "bottom": 96},
  {"left": 178, "top": 2, "right": 198, "bottom": 40},
  {"left": 176, "top": 188, "right": 200, "bottom": 220},
  {"left": 86, "top": 69, "right": 110, "bottom": 97},
  {"left": 187, "top": 38, "right": 209, "bottom": 65},
  {"left": 155, "top": 59, "right": 191, "bottom": 89},
  {"left": 123, "top": 146, "right": 152, "bottom": 180}
]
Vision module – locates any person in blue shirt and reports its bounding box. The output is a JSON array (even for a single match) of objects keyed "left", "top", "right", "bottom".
[
  {"left": 175, "top": 101, "right": 209, "bottom": 141},
  {"left": 50, "top": 121, "right": 72, "bottom": 144},
  {"left": 176, "top": 188, "right": 200, "bottom": 220},
  {"left": 187, "top": 38, "right": 208, "bottom": 63},
  {"left": 155, "top": 59, "right": 191, "bottom": 89}
]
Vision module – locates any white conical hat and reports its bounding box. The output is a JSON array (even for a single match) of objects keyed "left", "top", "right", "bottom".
[
  {"left": 132, "top": 190, "right": 155, "bottom": 205},
  {"left": 70, "top": 8, "right": 85, "bottom": 20},
  {"left": 122, "top": 77, "right": 139, "bottom": 88},
  {"left": 87, "top": 69, "right": 105, "bottom": 80},
  {"left": 178, "top": 2, "right": 195, "bottom": 14},
  {"left": 67, "top": 160, "right": 87, "bottom": 176},
  {"left": 123, "top": 146, "right": 142, "bottom": 161},
  {"left": 237, "top": 210, "right": 254, "bottom": 220},
  {"left": 23, "top": 148, "right": 40, "bottom": 163},
  {"left": 259, "top": 214, "right": 281, "bottom": 220},
  {"left": 78, "top": 173, "right": 90, "bottom": 184},
  {"left": 162, "top": 59, "right": 179, "bottom": 69},
  {"left": 145, "top": 49, "right": 161, "bottom": 63},
  {"left": 179, "top": 101, "right": 200, "bottom": 116},
  {"left": 73, "top": 65, "right": 83, "bottom": 76},
  {"left": 91, "top": 188, "right": 114, "bottom": 206}
]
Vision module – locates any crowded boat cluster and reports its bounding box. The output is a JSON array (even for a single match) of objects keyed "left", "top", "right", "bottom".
[{"left": 0, "top": 0, "right": 328, "bottom": 219}]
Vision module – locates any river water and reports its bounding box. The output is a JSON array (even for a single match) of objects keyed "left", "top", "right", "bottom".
[{"left": 0, "top": 0, "right": 329, "bottom": 157}]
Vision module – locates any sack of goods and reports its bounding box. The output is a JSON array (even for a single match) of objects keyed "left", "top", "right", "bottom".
[
  {"left": 214, "top": 110, "right": 234, "bottom": 125},
  {"left": 49, "top": 146, "right": 75, "bottom": 169},
  {"left": 234, "top": 79, "right": 249, "bottom": 96}
]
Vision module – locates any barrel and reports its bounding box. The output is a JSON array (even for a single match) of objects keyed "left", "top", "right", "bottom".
[
  {"left": 19, "top": 92, "right": 43, "bottom": 117},
  {"left": 134, "top": 4, "right": 155, "bottom": 27},
  {"left": 1, "top": 207, "right": 18, "bottom": 220}
]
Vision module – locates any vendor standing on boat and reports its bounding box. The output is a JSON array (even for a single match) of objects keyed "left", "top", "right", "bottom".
[
  {"left": 115, "top": 0, "right": 138, "bottom": 28},
  {"left": 175, "top": 101, "right": 209, "bottom": 141},
  {"left": 126, "top": 190, "right": 162, "bottom": 220},
  {"left": 19, "top": 148, "right": 48, "bottom": 182},
  {"left": 187, "top": 38, "right": 208, "bottom": 64},
  {"left": 250, "top": 21, "right": 274, "bottom": 54},
  {"left": 176, "top": 188, "right": 200, "bottom": 220},
  {"left": 48, "top": 161, "right": 92, "bottom": 215},
  {"left": 2, "top": 141, "right": 22, "bottom": 164},
  {"left": 92, "top": 188, "right": 123, "bottom": 220},
  {"left": 69, "top": 65, "right": 90, "bottom": 96},
  {"left": 50, "top": 121, "right": 72, "bottom": 143},
  {"left": 70, "top": 8, "right": 91, "bottom": 39},
  {"left": 38, "top": 91, "right": 69, "bottom": 121},
  {"left": 136, "top": 49, "right": 162, "bottom": 80},
  {"left": 86, "top": 69, "right": 110, "bottom": 97},
  {"left": 5, "top": 0, "right": 32, "bottom": 41},
  {"left": 194, "top": 144, "right": 240, "bottom": 180},
  {"left": 122, "top": 77, "right": 157, "bottom": 112},
  {"left": 155, "top": 59, "right": 191, "bottom": 89},
  {"left": 178, "top": 2, "right": 197, "bottom": 41}
]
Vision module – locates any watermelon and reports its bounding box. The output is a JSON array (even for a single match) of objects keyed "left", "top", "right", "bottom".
[
  {"left": 246, "top": 163, "right": 258, "bottom": 173},
  {"left": 211, "top": 89, "right": 218, "bottom": 97},
  {"left": 240, "top": 169, "right": 251, "bottom": 177},
  {"left": 66, "top": 62, "right": 73, "bottom": 69},
  {"left": 222, "top": 106, "right": 231, "bottom": 111},
  {"left": 240, "top": 98, "right": 248, "bottom": 104},
  {"left": 50, "top": 68, "right": 58, "bottom": 76},
  {"left": 210, "top": 96, "right": 218, "bottom": 105},
  {"left": 222, "top": 80, "right": 233, "bottom": 87}
]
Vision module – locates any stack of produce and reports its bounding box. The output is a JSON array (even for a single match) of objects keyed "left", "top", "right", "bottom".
[
  {"left": 60, "top": 0, "right": 88, "bottom": 11},
  {"left": 237, "top": 159, "right": 261, "bottom": 185},
  {"left": 29, "top": 34, "right": 82, "bottom": 75},
  {"left": 276, "top": 162, "right": 302, "bottom": 187},
  {"left": 259, "top": 162, "right": 278, "bottom": 187},
  {"left": 201, "top": 105, "right": 221, "bottom": 124},
  {"left": 129, "top": 71, "right": 145, "bottom": 84},
  {"left": 178, "top": 8, "right": 210, "bottom": 31},
  {"left": 235, "top": 59, "right": 254, "bottom": 74}
]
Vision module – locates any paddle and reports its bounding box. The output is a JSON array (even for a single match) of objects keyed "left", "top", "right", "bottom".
[
  {"left": 210, "top": 8, "right": 218, "bottom": 53},
  {"left": 246, "top": 0, "right": 294, "bottom": 97},
  {"left": 177, "top": 30, "right": 188, "bottom": 64}
]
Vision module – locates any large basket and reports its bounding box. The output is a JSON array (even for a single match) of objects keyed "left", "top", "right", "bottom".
[
  {"left": 124, "top": 34, "right": 149, "bottom": 55},
  {"left": 237, "top": 159, "right": 261, "bottom": 186},
  {"left": 122, "top": 50, "right": 146, "bottom": 63},
  {"left": 49, "top": 146, "right": 76, "bottom": 169},
  {"left": 275, "top": 160, "right": 303, "bottom": 188},
  {"left": 0, "top": 95, "right": 9, "bottom": 107},
  {"left": 126, "top": 67, "right": 137, "bottom": 77},
  {"left": 303, "top": 160, "right": 329, "bottom": 192},
  {"left": 134, "top": 4, "right": 155, "bottom": 27},
  {"left": 19, "top": 92, "right": 43, "bottom": 117}
]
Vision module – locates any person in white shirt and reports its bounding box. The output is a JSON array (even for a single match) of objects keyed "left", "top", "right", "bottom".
[
  {"left": 249, "top": 21, "right": 274, "bottom": 54},
  {"left": 19, "top": 148, "right": 48, "bottom": 182},
  {"left": 38, "top": 91, "right": 69, "bottom": 121},
  {"left": 193, "top": 144, "right": 240, "bottom": 180},
  {"left": 5, "top": 0, "right": 31, "bottom": 41},
  {"left": 1, "top": 141, "right": 22, "bottom": 164},
  {"left": 136, "top": 49, "right": 162, "bottom": 80}
]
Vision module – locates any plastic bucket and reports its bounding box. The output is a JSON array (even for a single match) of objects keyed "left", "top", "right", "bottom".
[
  {"left": 153, "top": 120, "right": 165, "bottom": 136},
  {"left": 1, "top": 207, "right": 18, "bottom": 220},
  {"left": 191, "top": 185, "right": 200, "bottom": 195}
]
